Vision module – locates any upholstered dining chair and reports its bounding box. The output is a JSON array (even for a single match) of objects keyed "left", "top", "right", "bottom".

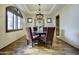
[
  {"left": 41, "top": 27, "right": 48, "bottom": 37},
  {"left": 41, "top": 27, "right": 55, "bottom": 48},
  {"left": 25, "top": 27, "right": 39, "bottom": 47}
]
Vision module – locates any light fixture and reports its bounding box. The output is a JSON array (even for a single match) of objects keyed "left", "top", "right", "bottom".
[
  {"left": 47, "top": 18, "right": 52, "bottom": 23},
  {"left": 27, "top": 18, "right": 32, "bottom": 23},
  {"left": 36, "top": 4, "right": 44, "bottom": 19}
]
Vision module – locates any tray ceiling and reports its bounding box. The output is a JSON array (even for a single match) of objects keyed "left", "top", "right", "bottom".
[
  {"left": 16, "top": 4, "right": 65, "bottom": 16},
  {"left": 26, "top": 4, "right": 54, "bottom": 12}
]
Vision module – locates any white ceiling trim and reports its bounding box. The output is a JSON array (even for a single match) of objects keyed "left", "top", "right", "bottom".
[
  {"left": 25, "top": 4, "right": 56, "bottom": 15},
  {"left": 16, "top": 4, "right": 65, "bottom": 16}
]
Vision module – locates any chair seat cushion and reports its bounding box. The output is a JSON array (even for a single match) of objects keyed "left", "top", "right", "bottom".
[
  {"left": 33, "top": 35, "right": 39, "bottom": 39},
  {"left": 41, "top": 35, "right": 46, "bottom": 37}
]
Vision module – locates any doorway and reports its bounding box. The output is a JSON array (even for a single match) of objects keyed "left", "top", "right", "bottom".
[{"left": 56, "top": 15, "right": 60, "bottom": 36}]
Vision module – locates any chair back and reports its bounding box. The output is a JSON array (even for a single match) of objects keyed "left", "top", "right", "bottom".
[
  {"left": 45, "top": 27, "right": 55, "bottom": 48},
  {"left": 25, "top": 27, "right": 33, "bottom": 45},
  {"left": 33, "top": 27, "right": 37, "bottom": 31},
  {"left": 43, "top": 27, "right": 48, "bottom": 32}
]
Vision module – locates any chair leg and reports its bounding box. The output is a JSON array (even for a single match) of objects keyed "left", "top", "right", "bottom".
[{"left": 32, "top": 41, "right": 34, "bottom": 47}]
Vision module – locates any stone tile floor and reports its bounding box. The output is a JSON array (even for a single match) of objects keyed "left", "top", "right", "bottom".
[{"left": 0, "top": 36, "right": 79, "bottom": 55}]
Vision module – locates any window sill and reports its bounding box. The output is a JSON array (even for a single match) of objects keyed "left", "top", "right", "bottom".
[{"left": 6, "top": 29, "right": 23, "bottom": 33}]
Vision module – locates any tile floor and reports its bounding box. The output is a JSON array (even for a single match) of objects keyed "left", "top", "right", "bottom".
[{"left": 0, "top": 36, "right": 79, "bottom": 55}]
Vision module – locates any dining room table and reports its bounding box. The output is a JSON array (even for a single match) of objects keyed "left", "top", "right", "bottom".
[{"left": 34, "top": 31, "right": 47, "bottom": 45}]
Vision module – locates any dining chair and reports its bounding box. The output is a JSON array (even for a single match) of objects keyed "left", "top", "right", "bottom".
[
  {"left": 41, "top": 27, "right": 48, "bottom": 37},
  {"left": 41, "top": 27, "right": 55, "bottom": 48},
  {"left": 43, "top": 27, "right": 48, "bottom": 32},
  {"left": 25, "top": 27, "right": 39, "bottom": 47}
]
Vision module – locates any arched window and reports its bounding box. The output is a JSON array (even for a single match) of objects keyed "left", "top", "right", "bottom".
[{"left": 6, "top": 6, "right": 23, "bottom": 32}]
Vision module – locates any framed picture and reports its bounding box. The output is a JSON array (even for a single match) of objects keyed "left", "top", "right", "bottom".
[
  {"left": 47, "top": 18, "right": 52, "bottom": 23},
  {"left": 35, "top": 19, "right": 44, "bottom": 27},
  {"left": 27, "top": 18, "right": 32, "bottom": 23}
]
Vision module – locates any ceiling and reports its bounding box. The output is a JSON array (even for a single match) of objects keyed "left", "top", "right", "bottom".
[
  {"left": 26, "top": 4, "right": 54, "bottom": 13},
  {"left": 16, "top": 4, "right": 65, "bottom": 17}
]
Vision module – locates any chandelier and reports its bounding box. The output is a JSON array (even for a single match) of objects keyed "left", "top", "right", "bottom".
[{"left": 36, "top": 4, "right": 44, "bottom": 19}]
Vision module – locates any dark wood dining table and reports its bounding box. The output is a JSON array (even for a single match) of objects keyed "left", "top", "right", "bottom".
[
  {"left": 34, "top": 31, "right": 47, "bottom": 45},
  {"left": 34, "top": 31, "right": 46, "bottom": 36}
]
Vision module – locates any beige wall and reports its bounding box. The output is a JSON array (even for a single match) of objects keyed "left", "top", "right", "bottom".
[
  {"left": 25, "top": 15, "right": 55, "bottom": 27},
  {"left": 23, "top": 15, "right": 37, "bottom": 27},
  {"left": 53, "top": 4, "right": 79, "bottom": 49},
  {"left": 0, "top": 4, "right": 26, "bottom": 49},
  {"left": 44, "top": 17, "right": 55, "bottom": 27}
]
